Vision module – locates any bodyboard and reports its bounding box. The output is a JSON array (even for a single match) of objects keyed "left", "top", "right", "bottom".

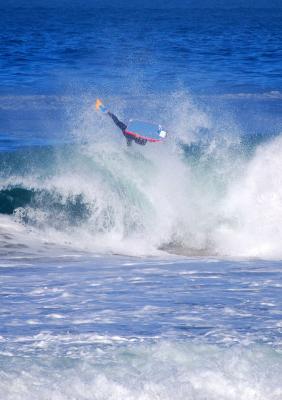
[{"left": 125, "top": 120, "right": 167, "bottom": 142}]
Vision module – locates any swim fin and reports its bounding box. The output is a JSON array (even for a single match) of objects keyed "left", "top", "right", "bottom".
[{"left": 95, "top": 99, "right": 108, "bottom": 113}]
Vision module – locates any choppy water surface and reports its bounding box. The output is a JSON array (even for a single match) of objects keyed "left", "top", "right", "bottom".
[
  {"left": 0, "top": 7, "right": 281, "bottom": 95},
  {"left": 0, "top": 255, "right": 281, "bottom": 399}
]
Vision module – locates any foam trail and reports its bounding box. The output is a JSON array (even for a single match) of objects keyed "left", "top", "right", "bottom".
[{"left": 0, "top": 343, "right": 281, "bottom": 400}]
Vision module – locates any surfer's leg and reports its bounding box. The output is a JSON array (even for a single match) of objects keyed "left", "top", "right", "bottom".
[
  {"left": 123, "top": 132, "right": 134, "bottom": 146},
  {"left": 107, "top": 112, "right": 127, "bottom": 131},
  {"left": 126, "top": 136, "right": 133, "bottom": 146}
]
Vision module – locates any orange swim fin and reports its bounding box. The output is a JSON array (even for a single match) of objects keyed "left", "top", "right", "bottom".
[{"left": 95, "top": 99, "right": 107, "bottom": 113}]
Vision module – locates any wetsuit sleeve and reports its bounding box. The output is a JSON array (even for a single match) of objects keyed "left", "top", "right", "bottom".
[{"left": 107, "top": 112, "right": 127, "bottom": 131}]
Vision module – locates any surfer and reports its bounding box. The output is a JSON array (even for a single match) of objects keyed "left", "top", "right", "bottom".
[
  {"left": 107, "top": 111, "right": 147, "bottom": 147},
  {"left": 95, "top": 99, "right": 167, "bottom": 146},
  {"left": 95, "top": 99, "right": 145, "bottom": 146}
]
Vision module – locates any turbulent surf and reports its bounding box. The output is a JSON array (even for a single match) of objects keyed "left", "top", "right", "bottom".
[{"left": 1, "top": 94, "right": 282, "bottom": 258}]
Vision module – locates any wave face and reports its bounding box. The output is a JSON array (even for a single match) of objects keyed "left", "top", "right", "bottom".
[{"left": 1, "top": 94, "right": 282, "bottom": 259}]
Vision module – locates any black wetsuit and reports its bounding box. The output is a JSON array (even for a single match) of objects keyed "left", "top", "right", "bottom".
[{"left": 108, "top": 112, "right": 147, "bottom": 146}]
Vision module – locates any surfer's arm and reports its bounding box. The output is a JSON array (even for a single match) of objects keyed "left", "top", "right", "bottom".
[{"left": 107, "top": 112, "right": 127, "bottom": 132}]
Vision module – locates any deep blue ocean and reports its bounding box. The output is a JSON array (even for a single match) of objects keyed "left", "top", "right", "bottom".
[{"left": 0, "top": 5, "right": 282, "bottom": 399}]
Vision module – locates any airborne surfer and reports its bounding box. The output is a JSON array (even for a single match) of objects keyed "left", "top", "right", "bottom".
[{"left": 95, "top": 99, "right": 167, "bottom": 146}]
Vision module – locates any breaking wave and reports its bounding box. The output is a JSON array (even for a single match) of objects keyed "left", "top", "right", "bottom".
[{"left": 0, "top": 95, "right": 282, "bottom": 258}]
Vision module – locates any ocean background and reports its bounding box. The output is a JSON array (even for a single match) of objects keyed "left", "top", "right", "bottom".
[{"left": 0, "top": 4, "right": 282, "bottom": 399}]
